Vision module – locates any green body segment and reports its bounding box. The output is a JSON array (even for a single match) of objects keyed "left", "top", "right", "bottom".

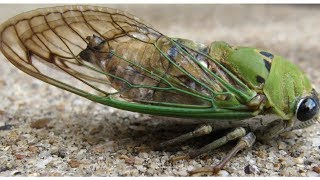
[
  {"left": 264, "top": 56, "right": 312, "bottom": 119},
  {"left": 208, "top": 41, "right": 313, "bottom": 120},
  {"left": 209, "top": 42, "right": 270, "bottom": 91}
]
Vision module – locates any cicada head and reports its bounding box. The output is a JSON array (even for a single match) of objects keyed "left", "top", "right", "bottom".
[
  {"left": 289, "top": 89, "right": 319, "bottom": 130},
  {"left": 262, "top": 54, "right": 319, "bottom": 132}
]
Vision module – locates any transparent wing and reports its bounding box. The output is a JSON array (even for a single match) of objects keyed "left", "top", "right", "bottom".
[
  {"left": 0, "top": 5, "right": 158, "bottom": 96},
  {"left": 0, "top": 5, "right": 255, "bottom": 119}
]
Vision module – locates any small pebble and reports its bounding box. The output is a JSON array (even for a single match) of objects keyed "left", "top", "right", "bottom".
[
  {"left": 84, "top": 137, "right": 101, "bottom": 145},
  {"left": 136, "top": 165, "right": 146, "bottom": 173},
  {"left": 307, "top": 171, "right": 319, "bottom": 177},
  {"left": 135, "top": 157, "right": 144, "bottom": 165},
  {"left": 68, "top": 159, "right": 80, "bottom": 168},
  {"left": 256, "top": 150, "right": 267, "bottom": 159},
  {"left": 119, "top": 154, "right": 129, "bottom": 160},
  {"left": 39, "top": 151, "right": 50, "bottom": 159},
  {"left": 7, "top": 130, "right": 20, "bottom": 141},
  {"left": 217, "top": 170, "right": 230, "bottom": 177},
  {"left": 76, "top": 149, "right": 87, "bottom": 159},
  {"left": 0, "top": 80, "right": 6, "bottom": 87},
  {"left": 15, "top": 154, "right": 26, "bottom": 160},
  {"left": 298, "top": 169, "right": 305, "bottom": 174},
  {"left": 285, "top": 157, "right": 296, "bottom": 167},
  {"left": 28, "top": 173, "right": 40, "bottom": 176},
  {"left": 131, "top": 169, "right": 139, "bottom": 176},
  {"left": 150, "top": 162, "right": 158, "bottom": 169},
  {"left": 244, "top": 164, "right": 260, "bottom": 174},
  {"left": 119, "top": 154, "right": 135, "bottom": 165},
  {"left": 48, "top": 138, "right": 57, "bottom": 144},
  {"left": 278, "top": 141, "right": 287, "bottom": 150},
  {"left": 265, "top": 163, "right": 273, "bottom": 169},
  {"left": 91, "top": 145, "right": 105, "bottom": 154},
  {"left": 273, "top": 163, "right": 281, "bottom": 169},
  {"left": 28, "top": 146, "right": 38, "bottom": 153},
  {"left": 313, "top": 166, "right": 320, "bottom": 174},
  {"left": 0, "top": 124, "right": 13, "bottom": 131},
  {"left": 36, "top": 157, "right": 53, "bottom": 169},
  {"left": 140, "top": 152, "right": 149, "bottom": 159},
  {"left": 125, "top": 157, "right": 135, "bottom": 165},
  {"left": 11, "top": 171, "right": 22, "bottom": 176},
  {"left": 280, "top": 167, "right": 296, "bottom": 176},
  {"left": 89, "top": 125, "right": 103, "bottom": 135},
  {"left": 279, "top": 150, "right": 287, "bottom": 156},
  {"left": 304, "top": 160, "right": 313, "bottom": 166},
  {"left": 0, "top": 166, "right": 9, "bottom": 173},
  {"left": 58, "top": 148, "right": 68, "bottom": 158},
  {"left": 50, "top": 172, "right": 62, "bottom": 176},
  {"left": 30, "top": 119, "right": 50, "bottom": 129},
  {"left": 294, "top": 157, "right": 304, "bottom": 164}
]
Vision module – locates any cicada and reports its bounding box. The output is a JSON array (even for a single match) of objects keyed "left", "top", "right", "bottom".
[{"left": 0, "top": 5, "right": 319, "bottom": 175}]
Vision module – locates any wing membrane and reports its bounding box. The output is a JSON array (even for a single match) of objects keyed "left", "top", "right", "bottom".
[{"left": 0, "top": 5, "right": 255, "bottom": 119}]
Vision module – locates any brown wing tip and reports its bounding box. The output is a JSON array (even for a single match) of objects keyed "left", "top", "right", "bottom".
[{"left": 0, "top": 5, "right": 142, "bottom": 33}]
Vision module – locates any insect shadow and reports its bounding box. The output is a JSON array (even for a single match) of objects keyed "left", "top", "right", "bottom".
[
  {"left": 88, "top": 113, "right": 302, "bottom": 160},
  {"left": 67, "top": 111, "right": 237, "bottom": 154},
  {"left": 106, "top": 115, "right": 242, "bottom": 154}
]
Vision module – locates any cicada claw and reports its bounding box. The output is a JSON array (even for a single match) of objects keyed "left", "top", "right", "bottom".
[
  {"left": 188, "top": 166, "right": 218, "bottom": 176},
  {"left": 169, "top": 155, "right": 190, "bottom": 163}
]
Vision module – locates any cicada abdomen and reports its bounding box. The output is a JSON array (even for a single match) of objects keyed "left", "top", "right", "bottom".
[{"left": 78, "top": 33, "right": 256, "bottom": 109}]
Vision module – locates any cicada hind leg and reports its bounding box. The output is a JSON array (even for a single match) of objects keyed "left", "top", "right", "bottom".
[
  {"left": 158, "top": 125, "right": 256, "bottom": 176},
  {"left": 189, "top": 132, "right": 256, "bottom": 176}
]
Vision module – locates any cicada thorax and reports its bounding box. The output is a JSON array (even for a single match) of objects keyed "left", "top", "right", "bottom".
[
  {"left": 79, "top": 34, "right": 260, "bottom": 110},
  {"left": 208, "top": 41, "right": 274, "bottom": 93}
]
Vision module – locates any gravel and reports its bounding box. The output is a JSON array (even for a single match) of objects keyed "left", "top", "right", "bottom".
[{"left": 0, "top": 4, "right": 320, "bottom": 177}]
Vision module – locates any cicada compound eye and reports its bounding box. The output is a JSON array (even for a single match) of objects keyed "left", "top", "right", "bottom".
[{"left": 296, "top": 91, "right": 319, "bottom": 122}]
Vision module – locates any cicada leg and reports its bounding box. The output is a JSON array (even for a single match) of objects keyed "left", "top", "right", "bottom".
[
  {"left": 189, "top": 132, "right": 256, "bottom": 176},
  {"left": 158, "top": 124, "right": 213, "bottom": 149},
  {"left": 189, "top": 127, "right": 247, "bottom": 158},
  {"left": 169, "top": 127, "right": 247, "bottom": 162}
]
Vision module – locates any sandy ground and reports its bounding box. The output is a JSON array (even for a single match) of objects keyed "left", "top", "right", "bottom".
[{"left": 0, "top": 4, "right": 319, "bottom": 176}]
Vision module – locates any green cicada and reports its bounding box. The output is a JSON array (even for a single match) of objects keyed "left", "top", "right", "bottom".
[{"left": 0, "top": 5, "right": 319, "bottom": 174}]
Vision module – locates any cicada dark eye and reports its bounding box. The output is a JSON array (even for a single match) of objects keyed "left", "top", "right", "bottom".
[{"left": 296, "top": 96, "right": 319, "bottom": 122}]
